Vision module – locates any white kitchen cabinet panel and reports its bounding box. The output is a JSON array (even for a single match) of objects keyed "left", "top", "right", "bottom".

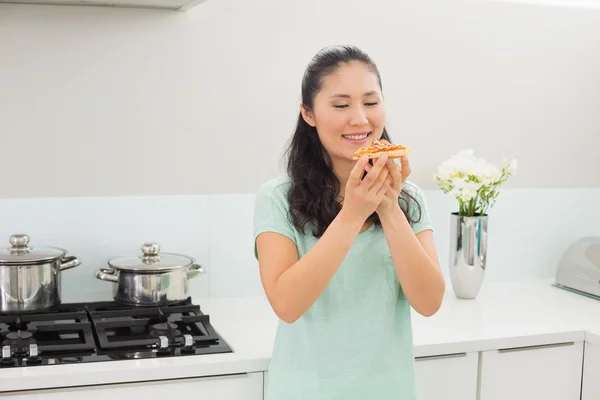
[
  {"left": 582, "top": 341, "right": 600, "bottom": 400},
  {"left": 480, "top": 341, "right": 583, "bottom": 400},
  {"left": 414, "top": 352, "right": 478, "bottom": 400},
  {"left": 2, "top": 372, "right": 263, "bottom": 400}
]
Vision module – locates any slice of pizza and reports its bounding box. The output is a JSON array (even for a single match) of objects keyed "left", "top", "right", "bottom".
[{"left": 352, "top": 139, "right": 412, "bottom": 160}]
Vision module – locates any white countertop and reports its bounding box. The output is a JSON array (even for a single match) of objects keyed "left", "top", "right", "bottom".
[{"left": 2, "top": 278, "right": 599, "bottom": 392}]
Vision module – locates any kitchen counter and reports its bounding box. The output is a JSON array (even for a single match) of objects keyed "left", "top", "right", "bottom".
[{"left": 2, "top": 278, "right": 599, "bottom": 393}]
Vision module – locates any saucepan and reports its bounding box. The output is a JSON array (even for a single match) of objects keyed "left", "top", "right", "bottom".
[
  {"left": 0, "top": 233, "right": 81, "bottom": 313},
  {"left": 94, "top": 242, "right": 205, "bottom": 306}
]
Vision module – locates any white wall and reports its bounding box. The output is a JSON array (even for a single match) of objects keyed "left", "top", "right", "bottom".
[
  {"left": 1, "top": 0, "right": 599, "bottom": 199},
  {"left": 0, "top": 0, "right": 599, "bottom": 302}
]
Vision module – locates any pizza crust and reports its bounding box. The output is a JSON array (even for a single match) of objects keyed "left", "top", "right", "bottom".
[{"left": 352, "top": 147, "right": 412, "bottom": 160}]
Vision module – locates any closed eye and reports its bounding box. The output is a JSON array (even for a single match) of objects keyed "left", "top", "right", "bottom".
[{"left": 333, "top": 102, "right": 378, "bottom": 109}]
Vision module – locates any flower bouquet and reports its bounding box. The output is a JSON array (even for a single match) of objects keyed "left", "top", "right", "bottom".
[
  {"left": 434, "top": 149, "right": 517, "bottom": 299},
  {"left": 434, "top": 149, "right": 517, "bottom": 217}
]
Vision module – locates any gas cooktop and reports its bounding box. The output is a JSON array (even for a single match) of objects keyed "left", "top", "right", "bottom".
[{"left": 0, "top": 298, "right": 233, "bottom": 368}]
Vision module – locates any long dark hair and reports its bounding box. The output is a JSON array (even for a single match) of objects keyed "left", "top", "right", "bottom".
[{"left": 284, "top": 45, "right": 422, "bottom": 237}]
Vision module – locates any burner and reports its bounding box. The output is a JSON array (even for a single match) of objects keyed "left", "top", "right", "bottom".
[
  {"left": 3, "top": 330, "right": 36, "bottom": 346},
  {"left": 149, "top": 322, "right": 181, "bottom": 339},
  {"left": 5, "top": 331, "right": 33, "bottom": 341},
  {"left": 0, "top": 310, "right": 95, "bottom": 361},
  {"left": 7, "top": 319, "right": 28, "bottom": 332}
]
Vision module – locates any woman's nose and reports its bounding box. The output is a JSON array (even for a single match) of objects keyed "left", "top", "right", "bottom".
[{"left": 349, "top": 106, "right": 368, "bottom": 126}]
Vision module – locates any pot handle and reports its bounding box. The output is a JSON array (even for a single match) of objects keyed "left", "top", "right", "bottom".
[
  {"left": 187, "top": 263, "right": 206, "bottom": 279},
  {"left": 95, "top": 268, "right": 119, "bottom": 283},
  {"left": 59, "top": 256, "right": 81, "bottom": 271}
]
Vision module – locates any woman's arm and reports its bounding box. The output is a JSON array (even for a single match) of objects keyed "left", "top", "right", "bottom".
[
  {"left": 256, "top": 155, "right": 391, "bottom": 324},
  {"left": 256, "top": 208, "right": 363, "bottom": 324},
  {"left": 379, "top": 206, "right": 445, "bottom": 317}
]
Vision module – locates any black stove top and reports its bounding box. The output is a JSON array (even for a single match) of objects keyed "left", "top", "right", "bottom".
[{"left": 0, "top": 299, "right": 233, "bottom": 368}]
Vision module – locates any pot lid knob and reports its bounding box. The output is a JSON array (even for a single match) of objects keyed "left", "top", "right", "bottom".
[
  {"left": 141, "top": 243, "right": 160, "bottom": 257},
  {"left": 1, "top": 234, "right": 66, "bottom": 263},
  {"left": 10, "top": 234, "right": 30, "bottom": 249}
]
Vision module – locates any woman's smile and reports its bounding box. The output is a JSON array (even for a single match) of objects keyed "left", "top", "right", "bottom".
[{"left": 342, "top": 131, "right": 371, "bottom": 145}]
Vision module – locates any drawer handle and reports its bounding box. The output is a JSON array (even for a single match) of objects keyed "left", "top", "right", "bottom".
[
  {"left": 498, "top": 341, "right": 575, "bottom": 353},
  {"left": 415, "top": 352, "right": 467, "bottom": 361}
]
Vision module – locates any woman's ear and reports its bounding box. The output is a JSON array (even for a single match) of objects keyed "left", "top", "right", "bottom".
[{"left": 300, "top": 103, "right": 316, "bottom": 127}]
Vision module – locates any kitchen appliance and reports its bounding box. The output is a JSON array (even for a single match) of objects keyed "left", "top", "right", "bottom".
[
  {"left": 94, "top": 243, "right": 205, "bottom": 306},
  {"left": 553, "top": 236, "right": 600, "bottom": 300},
  {"left": 0, "top": 297, "right": 233, "bottom": 368},
  {"left": 0, "top": 234, "right": 81, "bottom": 313}
]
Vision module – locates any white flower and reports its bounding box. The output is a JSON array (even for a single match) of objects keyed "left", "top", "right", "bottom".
[
  {"left": 435, "top": 149, "right": 518, "bottom": 216},
  {"left": 451, "top": 177, "right": 466, "bottom": 189},
  {"left": 461, "top": 190, "right": 475, "bottom": 201},
  {"left": 508, "top": 159, "right": 518, "bottom": 174},
  {"left": 502, "top": 158, "right": 518, "bottom": 175},
  {"left": 464, "top": 181, "right": 483, "bottom": 193},
  {"left": 454, "top": 187, "right": 475, "bottom": 201},
  {"left": 435, "top": 149, "right": 502, "bottom": 182},
  {"left": 451, "top": 181, "right": 482, "bottom": 202}
]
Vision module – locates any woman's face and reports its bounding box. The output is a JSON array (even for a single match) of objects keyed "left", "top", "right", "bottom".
[{"left": 301, "top": 61, "right": 386, "bottom": 165}]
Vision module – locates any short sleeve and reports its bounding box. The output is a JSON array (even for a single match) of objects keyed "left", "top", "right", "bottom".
[
  {"left": 404, "top": 181, "right": 433, "bottom": 235},
  {"left": 253, "top": 179, "right": 297, "bottom": 259}
]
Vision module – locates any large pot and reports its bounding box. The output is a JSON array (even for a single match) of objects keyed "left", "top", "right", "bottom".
[
  {"left": 0, "top": 233, "right": 81, "bottom": 313},
  {"left": 94, "top": 243, "right": 205, "bottom": 306}
]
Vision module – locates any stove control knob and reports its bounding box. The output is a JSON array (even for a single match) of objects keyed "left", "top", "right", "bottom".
[
  {"left": 25, "top": 343, "right": 42, "bottom": 365},
  {"left": 158, "top": 336, "right": 169, "bottom": 349},
  {"left": 29, "top": 344, "right": 39, "bottom": 358},
  {"left": 0, "top": 346, "right": 15, "bottom": 367},
  {"left": 157, "top": 336, "right": 171, "bottom": 355},
  {"left": 183, "top": 334, "right": 194, "bottom": 347},
  {"left": 181, "top": 334, "right": 196, "bottom": 354},
  {"left": 1, "top": 346, "right": 10, "bottom": 359}
]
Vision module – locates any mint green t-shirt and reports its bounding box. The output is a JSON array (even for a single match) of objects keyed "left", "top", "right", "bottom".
[{"left": 253, "top": 176, "right": 433, "bottom": 400}]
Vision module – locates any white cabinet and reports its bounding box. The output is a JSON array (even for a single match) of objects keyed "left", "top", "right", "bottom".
[
  {"left": 2, "top": 372, "right": 264, "bottom": 400},
  {"left": 582, "top": 341, "right": 600, "bottom": 400},
  {"left": 414, "top": 352, "right": 478, "bottom": 400},
  {"left": 480, "top": 341, "right": 584, "bottom": 400}
]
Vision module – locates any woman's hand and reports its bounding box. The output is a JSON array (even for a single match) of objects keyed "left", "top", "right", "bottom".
[
  {"left": 367, "top": 156, "right": 411, "bottom": 219},
  {"left": 341, "top": 154, "right": 391, "bottom": 224}
]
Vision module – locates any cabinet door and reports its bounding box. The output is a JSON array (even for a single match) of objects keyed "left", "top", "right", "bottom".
[
  {"left": 414, "top": 352, "right": 478, "bottom": 400},
  {"left": 582, "top": 341, "right": 600, "bottom": 400},
  {"left": 1, "top": 372, "right": 264, "bottom": 400},
  {"left": 480, "top": 341, "right": 583, "bottom": 400}
]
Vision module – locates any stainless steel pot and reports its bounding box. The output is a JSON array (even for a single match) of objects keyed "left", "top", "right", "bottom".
[
  {"left": 0, "top": 234, "right": 81, "bottom": 313},
  {"left": 94, "top": 243, "right": 205, "bottom": 306}
]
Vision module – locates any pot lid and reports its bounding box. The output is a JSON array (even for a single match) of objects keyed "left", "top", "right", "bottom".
[
  {"left": 0, "top": 234, "right": 67, "bottom": 265},
  {"left": 107, "top": 243, "right": 194, "bottom": 272}
]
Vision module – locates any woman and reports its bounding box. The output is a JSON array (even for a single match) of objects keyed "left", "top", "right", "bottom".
[{"left": 253, "top": 45, "right": 445, "bottom": 400}]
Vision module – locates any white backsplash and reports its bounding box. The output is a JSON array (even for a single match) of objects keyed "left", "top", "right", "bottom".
[{"left": 0, "top": 186, "right": 598, "bottom": 303}]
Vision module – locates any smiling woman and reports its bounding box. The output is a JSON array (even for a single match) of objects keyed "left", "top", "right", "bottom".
[
  {"left": 254, "top": 45, "right": 445, "bottom": 400},
  {"left": 285, "top": 47, "right": 423, "bottom": 238}
]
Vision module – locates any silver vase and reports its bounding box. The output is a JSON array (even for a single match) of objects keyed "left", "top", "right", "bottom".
[{"left": 449, "top": 212, "right": 488, "bottom": 299}]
